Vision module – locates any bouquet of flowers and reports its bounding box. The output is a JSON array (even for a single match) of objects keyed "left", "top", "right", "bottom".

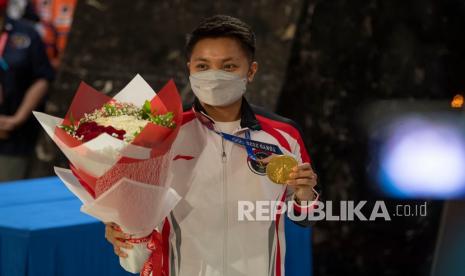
[{"left": 34, "top": 74, "right": 183, "bottom": 274}]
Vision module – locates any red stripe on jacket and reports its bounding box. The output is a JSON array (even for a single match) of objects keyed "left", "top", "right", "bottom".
[
  {"left": 256, "top": 115, "right": 310, "bottom": 163},
  {"left": 255, "top": 118, "right": 291, "bottom": 152},
  {"left": 162, "top": 218, "right": 171, "bottom": 275},
  {"left": 274, "top": 190, "right": 288, "bottom": 276}
]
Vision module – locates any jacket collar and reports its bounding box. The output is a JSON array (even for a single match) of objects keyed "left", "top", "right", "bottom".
[{"left": 192, "top": 97, "right": 262, "bottom": 132}]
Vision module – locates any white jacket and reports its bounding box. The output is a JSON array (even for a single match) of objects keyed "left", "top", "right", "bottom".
[{"left": 121, "top": 98, "right": 317, "bottom": 276}]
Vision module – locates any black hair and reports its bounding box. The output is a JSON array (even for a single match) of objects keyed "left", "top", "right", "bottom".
[{"left": 185, "top": 14, "right": 256, "bottom": 62}]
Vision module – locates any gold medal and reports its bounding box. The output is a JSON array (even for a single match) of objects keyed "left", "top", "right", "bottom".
[{"left": 266, "top": 155, "right": 298, "bottom": 184}]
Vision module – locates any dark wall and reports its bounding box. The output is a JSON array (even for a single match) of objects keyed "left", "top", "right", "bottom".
[
  {"left": 277, "top": 0, "right": 465, "bottom": 275},
  {"left": 53, "top": 0, "right": 304, "bottom": 110}
]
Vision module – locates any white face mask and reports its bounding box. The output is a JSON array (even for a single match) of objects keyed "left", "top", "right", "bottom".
[{"left": 189, "top": 70, "right": 248, "bottom": 107}]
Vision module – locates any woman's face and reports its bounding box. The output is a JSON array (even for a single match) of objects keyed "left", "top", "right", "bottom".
[{"left": 187, "top": 37, "right": 258, "bottom": 82}]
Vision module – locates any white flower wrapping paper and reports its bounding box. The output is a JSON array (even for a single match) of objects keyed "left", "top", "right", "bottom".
[{"left": 33, "top": 74, "right": 184, "bottom": 273}]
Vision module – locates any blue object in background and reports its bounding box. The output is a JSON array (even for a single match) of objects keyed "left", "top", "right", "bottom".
[
  {"left": 0, "top": 178, "right": 131, "bottom": 276},
  {"left": 0, "top": 177, "right": 312, "bottom": 275},
  {"left": 285, "top": 215, "right": 313, "bottom": 276}
]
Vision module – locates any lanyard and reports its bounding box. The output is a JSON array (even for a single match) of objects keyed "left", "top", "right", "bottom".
[
  {"left": 212, "top": 127, "right": 283, "bottom": 161},
  {"left": 0, "top": 31, "right": 9, "bottom": 71}
]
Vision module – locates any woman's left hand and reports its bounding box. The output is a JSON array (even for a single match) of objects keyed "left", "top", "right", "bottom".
[{"left": 286, "top": 162, "right": 318, "bottom": 203}]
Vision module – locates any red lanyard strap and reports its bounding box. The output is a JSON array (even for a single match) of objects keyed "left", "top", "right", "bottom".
[{"left": 0, "top": 31, "right": 8, "bottom": 57}]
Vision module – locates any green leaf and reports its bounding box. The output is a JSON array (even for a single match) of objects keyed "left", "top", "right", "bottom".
[
  {"left": 69, "top": 112, "right": 75, "bottom": 126},
  {"left": 148, "top": 111, "right": 176, "bottom": 128},
  {"left": 64, "top": 112, "right": 76, "bottom": 132},
  {"left": 103, "top": 103, "right": 117, "bottom": 116},
  {"left": 143, "top": 100, "right": 152, "bottom": 114}
]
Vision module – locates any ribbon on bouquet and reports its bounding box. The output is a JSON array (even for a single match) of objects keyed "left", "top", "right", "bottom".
[
  {"left": 143, "top": 232, "right": 165, "bottom": 276},
  {"left": 123, "top": 219, "right": 170, "bottom": 276},
  {"left": 125, "top": 230, "right": 165, "bottom": 276}
]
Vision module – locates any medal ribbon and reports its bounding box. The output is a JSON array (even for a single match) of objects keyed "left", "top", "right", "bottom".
[
  {"left": 195, "top": 109, "right": 283, "bottom": 160},
  {"left": 213, "top": 128, "right": 283, "bottom": 160}
]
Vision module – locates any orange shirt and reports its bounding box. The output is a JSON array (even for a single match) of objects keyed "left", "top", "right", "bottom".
[{"left": 33, "top": 0, "right": 77, "bottom": 67}]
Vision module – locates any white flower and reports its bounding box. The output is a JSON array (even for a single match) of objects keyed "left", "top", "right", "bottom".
[{"left": 94, "top": 115, "right": 149, "bottom": 142}]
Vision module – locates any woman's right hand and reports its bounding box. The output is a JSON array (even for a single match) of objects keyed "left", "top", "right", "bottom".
[{"left": 104, "top": 222, "right": 134, "bottom": 258}]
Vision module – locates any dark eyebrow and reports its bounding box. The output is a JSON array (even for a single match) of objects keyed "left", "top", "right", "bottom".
[
  {"left": 192, "top": 57, "right": 236, "bottom": 62},
  {"left": 193, "top": 58, "right": 210, "bottom": 62}
]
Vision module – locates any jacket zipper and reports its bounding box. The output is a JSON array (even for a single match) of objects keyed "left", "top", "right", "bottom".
[{"left": 221, "top": 136, "right": 228, "bottom": 276}]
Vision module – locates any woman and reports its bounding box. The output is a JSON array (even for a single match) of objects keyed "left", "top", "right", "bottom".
[{"left": 105, "top": 14, "right": 318, "bottom": 276}]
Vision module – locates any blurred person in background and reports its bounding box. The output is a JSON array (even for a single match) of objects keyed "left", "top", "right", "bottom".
[
  {"left": 5, "top": 0, "right": 27, "bottom": 19},
  {"left": 4, "top": 0, "right": 77, "bottom": 68},
  {"left": 0, "top": 0, "right": 54, "bottom": 181},
  {"left": 31, "top": 0, "right": 77, "bottom": 68}
]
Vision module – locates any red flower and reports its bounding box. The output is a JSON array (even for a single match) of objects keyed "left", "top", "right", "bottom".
[{"left": 76, "top": 121, "right": 126, "bottom": 142}]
